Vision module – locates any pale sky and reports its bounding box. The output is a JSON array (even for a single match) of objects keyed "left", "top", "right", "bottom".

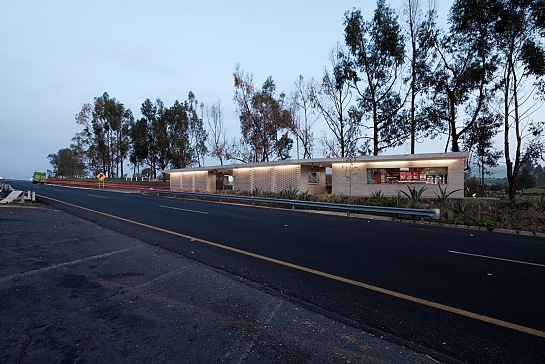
[{"left": 0, "top": 0, "right": 454, "bottom": 180}]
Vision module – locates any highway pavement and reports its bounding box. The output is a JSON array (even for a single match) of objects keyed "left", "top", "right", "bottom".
[{"left": 4, "top": 180, "right": 545, "bottom": 363}]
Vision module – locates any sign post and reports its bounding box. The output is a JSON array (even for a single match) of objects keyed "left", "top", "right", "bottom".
[{"left": 96, "top": 172, "right": 106, "bottom": 189}]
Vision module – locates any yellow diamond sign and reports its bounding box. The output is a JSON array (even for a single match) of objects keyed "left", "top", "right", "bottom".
[{"left": 96, "top": 172, "right": 106, "bottom": 181}]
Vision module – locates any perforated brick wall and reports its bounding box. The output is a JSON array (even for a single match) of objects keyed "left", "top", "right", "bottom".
[
  {"left": 253, "top": 168, "right": 271, "bottom": 192},
  {"left": 233, "top": 169, "right": 252, "bottom": 192},
  {"left": 275, "top": 165, "right": 300, "bottom": 192},
  {"left": 193, "top": 171, "right": 208, "bottom": 192},
  {"left": 170, "top": 174, "right": 182, "bottom": 191}
]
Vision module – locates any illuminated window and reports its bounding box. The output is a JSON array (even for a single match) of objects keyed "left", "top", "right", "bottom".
[
  {"left": 308, "top": 172, "right": 320, "bottom": 184},
  {"left": 366, "top": 167, "right": 448, "bottom": 184}
]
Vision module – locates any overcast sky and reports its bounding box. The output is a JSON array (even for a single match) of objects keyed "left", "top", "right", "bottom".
[{"left": 0, "top": 0, "right": 455, "bottom": 180}]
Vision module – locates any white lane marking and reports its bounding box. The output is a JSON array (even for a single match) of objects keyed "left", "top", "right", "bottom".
[
  {"left": 87, "top": 194, "right": 107, "bottom": 199},
  {"left": 135, "top": 265, "right": 189, "bottom": 289},
  {"left": 53, "top": 189, "right": 63, "bottom": 192},
  {"left": 159, "top": 205, "right": 209, "bottom": 215},
  {"left": 448, "top": 250, "right": 545, "bottom": 268},
  {"left": 234, "top": 300, "right": 283, "bottom": 364},
  {"left": 0, "top": 247, "right": 138, "bottom": 284}
]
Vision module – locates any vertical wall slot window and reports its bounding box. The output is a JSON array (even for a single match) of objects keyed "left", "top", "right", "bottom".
[{"left": 308, "top": 171, "right": 320, "bottom": 184}]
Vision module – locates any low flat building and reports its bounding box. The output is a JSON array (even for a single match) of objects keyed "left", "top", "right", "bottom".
[{"left": 162, "top": 152, "right": 468, "bottom": 199}]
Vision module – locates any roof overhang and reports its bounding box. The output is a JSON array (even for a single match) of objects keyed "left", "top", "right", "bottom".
[{"left": 161, "top": 152, "right": 469, "bottom": 175}]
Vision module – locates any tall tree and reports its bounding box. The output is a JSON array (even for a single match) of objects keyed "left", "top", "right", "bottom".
[
  {"left": 233, "top": 64, "right": 293, "bottom": 162},
  {"left": 129, "top": 117, "right": 149, "bottom": 178},
  {"left": 492, "top": 0, "right": 545, "bottom": 199},
  {"left": 344, "top": 1, "right": 407, "bottom": 156},
  {"left": 107, "top": 99, "right": 132, "bottom": 178},
  {"left": 313, "top": 45, "right": 361, "bottom": 158},
  {"left": 401, "top": 0, "right": 439, "bottom": 153},
  {"left": 73, "top": 102, "right": 97, "bottom": 175},
  {"left": 186, "top": 92, "right": 208, "bottom": 167},
  {"left": 205, "top": 101, "right": 228, "bottom": 165},
  {"left": 152, "top": 99, "right": 171, "bottom": 180},
  {"left": 91, "top": 92, "right": 113, "bottom": 177},
  {"left": 423, "top": 0, "right": 498, "bottom": 153},
  {"left": 140, "top": 98, "right": 159, "bottom": 179},
  {"left": 462, "top": 111, "right": 502, "bottom": 190},
  {"left": 47, "top": 147, "right": 86, "bottom": 178},
  {"left": 166, "top": 100, "right": 194, "bottom": 172},
  {"left": 291, "top": 75, "right": 318, "bottom": 159}
]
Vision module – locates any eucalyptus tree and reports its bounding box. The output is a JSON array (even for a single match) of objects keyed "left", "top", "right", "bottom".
[
  {"left": 140, "top": 98, "right": 160, "bottom": 179},
  {"left": 186, "top": 91, "right": 208, "bottom": 167},
  {"left": 205, "top": 100, "right": 228, "bottom": 165},
  {"left": 422, "top": 0, "right": 498, "bottom": 153},
  {"left": 152, "top": 99, "right": 171, "bottom": 180},
  {"left": 107, "top": 99, "right": 132, "bottom": 178},
  {"left": 462, "top": 111, "right": 502, "bottom": 190},
  {"left": 400, "top": 0, "right": 439, "bottom": 153},
  {"left": 166, "top": 100, "right": 194, "bottom": 172},
  {"left": 344, "top": 0, "right": 407, "bottom": 156},
  {"left": 290, "top": 75, "right": 318, "bottom": 159},
  {"left": 47, "top": 147, "right": 86, "bottom": 178},
  {"left": 313, "top": 44, "right": 361, "bottom": 158},
  {"left": 491, "top": 0, "right": 545, "bottom": 200},
  {"left": 129, "top": 117, "right": 149, "bottom": 178},
  {"left": 233, "top": 64, "right": 293, "bottom": 162},
  {"left": 91, "top": 93, "right": 112, "bottom": 177},
  {"left": 73, "top": 102, "right": 97, "bottom": 174}
]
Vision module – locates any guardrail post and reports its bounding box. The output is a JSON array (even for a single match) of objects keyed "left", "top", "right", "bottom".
[
  {"left": 32, "top": 191, "right": 36, "bottom": 202},
  {"left": 420, "top": 216, "right": 425, "bottom": 224},
  {"left": 347, "top": 210, "right": 350, "bottom": 217}
]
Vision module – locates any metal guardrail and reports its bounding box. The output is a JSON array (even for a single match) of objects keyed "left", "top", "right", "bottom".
[
  {"left": 0, "top": 182, "right": 14, "bottom": 192},
  {"left": 143, "top": 190, "right": 440, "bottom": 222}
]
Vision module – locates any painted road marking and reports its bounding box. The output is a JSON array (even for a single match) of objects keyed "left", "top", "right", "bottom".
[
  {"left": 160, "top": 205, "right": 209, "bottom": 215},
  {"left": 0, "top": 247, "right": 137, "bottom": 284},
  {"left": 87, "top": 194, "right": 108, "bottom": 199},
  {"left": 37, "top": 194, "right": 545, "bottom": 339},
  {"left": 448, "top": 250, "right": 545, "bottom": 268}
]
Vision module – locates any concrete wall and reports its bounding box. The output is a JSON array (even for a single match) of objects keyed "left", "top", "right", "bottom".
[
  {"left": 299, "top": 165, "right": 327, "bottom": 194},
  {"left": 331, "top": 158, "right": 465, "bottom": 198}
]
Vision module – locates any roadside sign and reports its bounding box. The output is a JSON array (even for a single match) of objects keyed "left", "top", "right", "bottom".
[{"left": 96, "top": 172, "right": 106, "bottom": 189}]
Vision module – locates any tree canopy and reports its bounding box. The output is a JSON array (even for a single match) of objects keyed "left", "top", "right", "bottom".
[{"left": 49, "top": 0, "right": 545, "bottom": 201}]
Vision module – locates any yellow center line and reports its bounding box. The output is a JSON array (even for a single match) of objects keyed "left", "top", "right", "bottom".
[{"left": 39, "top": 194, "right": 545, "bottom": 339}]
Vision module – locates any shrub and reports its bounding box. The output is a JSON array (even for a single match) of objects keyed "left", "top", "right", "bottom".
[
  {"left": 434, "top": 184, "right": 462, "bottom": 201},
  {"left": 278, "top": 187, "right": 299, "bottom": 200},
  {"left": 400, "top": 185, "right": 427, "bottom": 201},
  {"left": 299, "top": 190, "right": 311, "bottom": 201}
]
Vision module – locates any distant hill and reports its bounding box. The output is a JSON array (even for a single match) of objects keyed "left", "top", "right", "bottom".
[{"left": 486, "top": 166, "right": 507, "bottom": 179}]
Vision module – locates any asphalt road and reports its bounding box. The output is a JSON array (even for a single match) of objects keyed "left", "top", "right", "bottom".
[{"left": 6, "top": 180, "right": 545, "bottom": 363}]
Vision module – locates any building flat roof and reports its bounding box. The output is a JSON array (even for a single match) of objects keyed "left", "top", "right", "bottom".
[{"left": 162, "top": 152, "right": 469, "bottom": 174}]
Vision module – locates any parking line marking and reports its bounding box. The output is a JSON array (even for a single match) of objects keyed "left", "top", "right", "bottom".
[
  {"left": 160, "top": 205, "right": 209, "bottom": 214},
  {"left": 0, "top": 247, "right": 137, "bottom": 284},
  {"left": 448, "top": 250, "right": 545, "bottom": 268},
  {"left": 38, "top": 194, "right": 545, "bottom": 339}
]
